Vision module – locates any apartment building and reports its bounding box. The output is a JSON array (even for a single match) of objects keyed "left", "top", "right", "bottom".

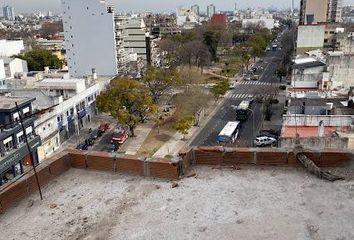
[
  {"left": 0, "top": 97, "right": 40, "bottom": 186},
  {"left": 61, "top": 0, "right": 118, "bottom": 77}
]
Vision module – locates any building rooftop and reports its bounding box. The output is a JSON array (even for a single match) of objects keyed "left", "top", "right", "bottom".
[
  {"left": 0, "top": 96, "right": 34, "bottom": 111},
  {"left": 281, "top": 126, "right": 337, "bottom": 138},
  {"left": 292, "top": 60, "right": 326, "bottom": 69}
]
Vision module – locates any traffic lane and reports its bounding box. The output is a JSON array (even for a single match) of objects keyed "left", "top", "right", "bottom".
[
  {"left": 236, "top": 103, "right": 263, "bottom": 147},
  {"left": 190, "top": 95, "right": 242, "bottom": 146},
  {"left": 201, "top": 98, "right": 241, "bottom": 146}
]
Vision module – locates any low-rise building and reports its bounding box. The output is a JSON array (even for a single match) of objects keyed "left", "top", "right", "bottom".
[
  {"left": 280, "top": 97, "right": 354, "bottom": 148},
  {"left": 290, "top": 56, "right": 327, "bottom": 90},
  {"left": 0, "top": 40, "right": 24, "bottom": 57}
]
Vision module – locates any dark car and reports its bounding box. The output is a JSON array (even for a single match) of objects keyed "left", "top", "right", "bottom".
[
  {"left": 90, "top": 129, "right": 101, "bottom": 140},
  {"left": 107, "top": 143, "right": 119, "bottom": 153},
  {"left": 76, "top": 143, "right": 89, "bottom": 150},
  {"left": 85, "top": 138, "right": 95, "bottom": 146}
]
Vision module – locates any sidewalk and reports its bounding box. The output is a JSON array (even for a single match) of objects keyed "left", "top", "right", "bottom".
[
  {"left": 153, "top": 91, "right": 232, "bottom": 158},
  {"left": 119, "top": 122, "right": 154, "bottom": 155}
]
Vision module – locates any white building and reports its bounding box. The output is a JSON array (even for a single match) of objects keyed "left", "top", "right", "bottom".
[
  {"left": 61, "top": 0, "right": 118, "bottom": 77},
  {"left": 207, "top": 4, "right": 216, "bottom": 18},
  {"left": 3, "top": 6, "right": 15, "bottom": 21},
  {"left": 191, "top": 5, "right": 200, "bottom": 16},
  {"left": 242, "top": 17, "right": 275, "bottom": 30},
  {"left": 296, "top": 25, "right": 326, "bottom": 53},
  {"left": 7, "top": 74, "right": 111, "bottom": 160},
  {"left": 176, "top": 7, "right": 199, "bottom": 28},
  {"left": 124, "top": 18, "right": 148, "bottom": 61},
  {"left": 0, "top": 40, "right": 24, "bottom": 57},
  {"left": 291, "top": 57, "right": 327, "bottom": 90}
]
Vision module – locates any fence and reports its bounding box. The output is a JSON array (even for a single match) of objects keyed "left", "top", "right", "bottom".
[{"left": 1, "top": 146, "right": 353, "bottom": 214}]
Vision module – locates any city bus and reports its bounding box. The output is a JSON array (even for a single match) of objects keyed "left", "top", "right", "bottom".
[
  {"left": 235, "top": 100, "right": 251, "bottom": 121},
  {"left": 217, "top": 121, "right": 241, "bottom": 143}
]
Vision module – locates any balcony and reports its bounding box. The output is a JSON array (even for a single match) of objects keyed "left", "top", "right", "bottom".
[
  {"left": 78, "top": 109, "right": 86, "bottom": 119},
  {"left": 0, "top": 135, "right": 41, "bottom": 174},
  {"left": 67, "top": 115, "right": 74, "bottom": 123},
  {"left": 58, "top": 121, "right": 64, "bottom": 131}
]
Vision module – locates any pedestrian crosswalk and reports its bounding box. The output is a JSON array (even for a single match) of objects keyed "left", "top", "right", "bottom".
[
  {"left": 229, "top": 93, "right": 272, "bottom": 99},
  {"left": 238, "top": 81, "right": 278, "bottom": 86}
]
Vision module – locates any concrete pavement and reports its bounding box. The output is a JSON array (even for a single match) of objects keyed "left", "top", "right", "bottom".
[
  {"left": 120, "top": 122, "right": 154, "bottom": 155},
  {"left": 153, "top": 92, "right": 232, "bottom": 158}
]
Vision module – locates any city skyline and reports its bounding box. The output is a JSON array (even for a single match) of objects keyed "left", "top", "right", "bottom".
[{"left": 4, "top": 0, "right": 354, "bottom": 14}]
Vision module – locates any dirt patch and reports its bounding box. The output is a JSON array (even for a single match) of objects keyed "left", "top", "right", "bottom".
[{"left": 1, "top": 166, "right": 353, "bottom": 240}]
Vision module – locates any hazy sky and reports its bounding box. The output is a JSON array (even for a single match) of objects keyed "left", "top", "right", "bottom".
[{"left": 4, "top": 0, "right": 354, "bottom": 14}]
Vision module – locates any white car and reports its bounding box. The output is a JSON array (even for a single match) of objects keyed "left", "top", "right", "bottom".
[{"left": 254, "top": 136, "right": 277, "bottom": 147}]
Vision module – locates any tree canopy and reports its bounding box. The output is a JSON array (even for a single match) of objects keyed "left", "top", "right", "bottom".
[
  {"left": 15, "top": 48, "right": 62, "bottom": 71},
  {"left": 143, "top": 67, "right": 180, "bottom": 104},
  {"left": 96, "top": 77, "right": 155, "bottom": 136},
  {"left": 210, "top": 80, "right": 229, "bottom": 101}
]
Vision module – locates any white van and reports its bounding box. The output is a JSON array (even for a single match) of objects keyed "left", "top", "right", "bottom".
[{"left": 254, "top": 136, "right": 277, "bottom": 147}]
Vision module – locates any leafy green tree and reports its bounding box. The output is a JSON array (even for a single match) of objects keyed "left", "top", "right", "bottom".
[
  {"left": 15, "top": 48, "right": 62, "bottom": 71},
  {"left": 143, "top": 67, "right": 179, "bottom": 104},
  {"left": 276, "top": 65, "right": 287, "bottom": 81},
  {"left": 210, "top": 80, "right": 229, "bottom": 101},
  {"left": 96, "top": 77, "right": 155, "bottom": 136},
  {"left": 173, "top": 115, "right": 195, "bottom": 139},
  {"left": 203, "top": 30, "right": 219, "bottom": 61}
]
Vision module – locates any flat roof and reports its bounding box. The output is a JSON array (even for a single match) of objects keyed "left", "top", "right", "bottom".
[
  {"left": 40, "top": 78, "right": 84, "bottom": 83},
  {"left": 0, "top": 96, "right": 35, "bottom": 111},
  {"left": 281, "top": 126, "right": 337, "bottom": 138}
]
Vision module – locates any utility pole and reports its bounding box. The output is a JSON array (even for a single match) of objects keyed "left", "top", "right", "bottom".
[{"left": 15, "top": 102, "right": 43, "bottom": 200}]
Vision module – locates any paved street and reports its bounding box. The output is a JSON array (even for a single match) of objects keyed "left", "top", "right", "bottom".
[{"left": 190, "top": 46, "right": 285, "bottom": 147}]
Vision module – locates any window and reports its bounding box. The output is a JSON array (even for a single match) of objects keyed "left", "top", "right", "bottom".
[
  {"left": 17, "top": 132, "right": 25, "bottom": 145},
  {"left": 3, "top": 137, "right": 13, "bottom": 152},
  {"left": 22, "top": 106, "right": 30, "bottom": 114},
  {"left": 13, "top": 112, "right": 19, "bottom": 122}
]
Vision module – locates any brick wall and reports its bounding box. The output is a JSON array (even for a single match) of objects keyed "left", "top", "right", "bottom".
[{"left": 179, "top": 146, "right": 353, "bottom": 168}]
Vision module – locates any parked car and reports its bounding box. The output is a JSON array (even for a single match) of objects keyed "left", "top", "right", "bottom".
[
  {"left": 85, "top": 138, "right": 95, "bottom": 146},
  {"left": 98, "top": 123, "right": 111, "bottom": 133},
  {"left": 90, "top": 129, "right": 101, "bottom": 140},
  {"left": 76, "top": 143, "right": 89, "bottom": 150},
  {"left": 259, "top": 129, "right": 281, "bottom": 138},
  {"left": 111, "top": 129, "right": 129, "bottom": 145},
  {"left": 254, "top": 136, "right": 277, "bottom": 147},
  {"left": 107, "top": 143, "right": 119, "bottom": 153},
  {"left": 229, "top": 82, "right": 236, "bottom": 89}
]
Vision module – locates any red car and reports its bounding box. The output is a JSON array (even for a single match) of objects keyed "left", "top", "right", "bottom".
[
  {"left": 98, "top": 123, "right": 111, "bottom": 133},
  {"left": 111, "top": 130, "right": 128, "bottom": 145}
]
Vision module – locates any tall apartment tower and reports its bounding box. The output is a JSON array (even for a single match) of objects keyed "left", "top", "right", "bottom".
[
  {"left": 191, "top": 4, "right": 200, "bottom": 16},
  {"left": 299, "top": 0, "right": 329, "bottom": 25},
  {"left": 3, "top": 6, "right": 15, "bottom": 21},
  {"left": 328, "top": 0, "right": 343, "bottom": 22},
  {"left": 61, "top": 0, "right": 118, "bottom": 77},
  {"left": 300, "top": 0, "right": 342, "bottom": 25},
  {"left": 207, "top": 4, "right": 216, "bottom": 18}
]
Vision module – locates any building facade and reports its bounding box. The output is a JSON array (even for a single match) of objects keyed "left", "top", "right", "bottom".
[
  {"left": 299, "top": 0, "right": 329, "bottom": 25},
  {"left": 61, "top": 0, "right": 118, "bottom": 77},
  {"left": 328, "top": 0, "right": 343, "bottom": 22},
  {"left": 207, "top": 4, "right": 216, "bottom": 18},
  {"left": 0, "top": 97, "right": 40, "bottom": 186},
  {"left": 3, "top": 6, "right": 15, "bottom": 21},
  {"left": 0, "top": 40, "right": 24, "bottom": 57},
  {"left": 191, "top": 5, "right": 200, "bottom": 16}
]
